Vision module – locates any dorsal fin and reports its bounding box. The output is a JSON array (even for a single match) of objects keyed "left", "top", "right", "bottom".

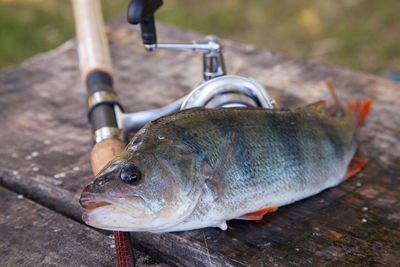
[
  {"left": 323, "top": 79, "right": 341, "bottom": 115},
  {"left": 305, "top": 100, "right": 328, "bottom": 113}
]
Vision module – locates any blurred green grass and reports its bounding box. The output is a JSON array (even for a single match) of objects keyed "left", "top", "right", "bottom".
[{"left": 0, "top": 0, "right": 399, "bottom": 74}]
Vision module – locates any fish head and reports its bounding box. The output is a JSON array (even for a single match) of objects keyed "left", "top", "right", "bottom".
[{"left": 80, "top": 140, "right": 204, "bottom": 232}]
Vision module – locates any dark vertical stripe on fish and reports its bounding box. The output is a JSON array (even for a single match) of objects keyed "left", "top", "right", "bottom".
[
  {"left": 169, "top": 122, "right": 204, "bottom": 154},
  {"left": 270, "top": 111, "right": 306, "bottom": 180},
  {"left": 206, "top": 109, "right": 262, "bottom": 186},
  {"left": 320, "top": 120, "right": 344, "bottom": 160}
]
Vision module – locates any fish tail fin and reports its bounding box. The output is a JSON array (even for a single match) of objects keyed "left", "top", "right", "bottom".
[{"left": 345, "top": 98, "right": 372, "bottom": 127}]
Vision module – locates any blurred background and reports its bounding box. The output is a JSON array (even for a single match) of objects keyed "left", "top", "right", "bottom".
[{"left": 0, "top": 0, "right": 399, "bottom": 80}]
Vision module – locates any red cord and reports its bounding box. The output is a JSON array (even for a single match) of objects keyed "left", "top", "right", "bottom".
[{"left": 113, "top": 231, "right": 135, "bottom": 267}]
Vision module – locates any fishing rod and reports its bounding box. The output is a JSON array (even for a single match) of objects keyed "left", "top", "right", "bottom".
[
  {"left": 73, "top": 0, "right": 275, "bottom": 265},
  {"left": 71, "top": 1, "right": 135, "bottom": 266}
]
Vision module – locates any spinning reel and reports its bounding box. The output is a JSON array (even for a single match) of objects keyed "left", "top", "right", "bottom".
[{"left": 114, "top": 0, "right": 276, "bottom": 134}]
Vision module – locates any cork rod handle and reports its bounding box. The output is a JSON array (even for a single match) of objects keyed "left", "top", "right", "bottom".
[{"left": 90, "top": 139, "right": 125, "bottom": 176}]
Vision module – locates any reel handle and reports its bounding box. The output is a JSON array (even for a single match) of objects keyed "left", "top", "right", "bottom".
[{"left": 127, "top": 0, "right": 163, "bottom": 45}]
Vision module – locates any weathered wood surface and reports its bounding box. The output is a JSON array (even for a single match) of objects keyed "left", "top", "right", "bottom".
[
  {"left": 0, "top": 16, "right": 399, "bottom": 266},
  {"left": 0, "top": 186, "right": 166, "bottom": 267}
]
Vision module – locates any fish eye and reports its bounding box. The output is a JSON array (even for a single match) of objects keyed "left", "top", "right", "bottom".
[{"left": 120, "top": 165, "right": 141, "bottom": 184}]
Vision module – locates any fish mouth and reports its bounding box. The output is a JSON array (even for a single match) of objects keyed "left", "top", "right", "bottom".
[
  {"left": 80, "top": 193, "right": 113, "bottom": 211},
  {"left": 81, "top": 200, "right": 112, "bottom": 211},
  {"left": 80, "top": 193, "right": 145, "bottom": 213},
  {"left": 80, "top": 192, "right": 149, "bottom": 230},
  {"left": 79, "top": 192, "right": 193, "bottom": 232}
]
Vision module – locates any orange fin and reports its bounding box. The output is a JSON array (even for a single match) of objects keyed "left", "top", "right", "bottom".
[
  {"left": 345, "top": 157, "right": 368, "bottom": 180},
  {"left": 346, "top": 99, "right": 372, "bottom": 127},
  {"left": 239, "top": 207, "right": 278, "bottom": 221},
  {"left": 356, "top": 98, "right": 372, "bottom": 126}
]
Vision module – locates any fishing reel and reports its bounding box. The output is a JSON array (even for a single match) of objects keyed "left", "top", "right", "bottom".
[{"left": 114, "top": 0, "right": 276, "bottom": 134}]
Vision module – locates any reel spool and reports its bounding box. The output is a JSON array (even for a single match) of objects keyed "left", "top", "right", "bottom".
[{"left": 181, "top": 75, "right": 275, "bottom": 110}]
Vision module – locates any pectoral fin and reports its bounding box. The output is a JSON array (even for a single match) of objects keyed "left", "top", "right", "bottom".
[{"left": 238, "top": 206, "right": 278, "bottom": 221}]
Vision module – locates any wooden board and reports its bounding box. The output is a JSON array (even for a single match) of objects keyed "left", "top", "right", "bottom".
[
  {"left": 0, "top": 16, "right": 399, "bottom": 266},
  {"left": 0, "top": 186, "right": 166, "bottom": 267}
]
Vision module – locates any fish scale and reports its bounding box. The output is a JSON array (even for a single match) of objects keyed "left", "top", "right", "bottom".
[
  {"left": 147, "top": 107, "right": 356, "bottom": 231},
  {"left": 80, "top": 103, "right": 365, "bottom": 232}
]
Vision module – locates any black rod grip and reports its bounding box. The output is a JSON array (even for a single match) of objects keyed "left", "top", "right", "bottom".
[
  {"left": 86, "top": 70, "right": 113, "bottom": 92},
  {"left": 86, "top": 71, "right": 119, "bottom": 132}
]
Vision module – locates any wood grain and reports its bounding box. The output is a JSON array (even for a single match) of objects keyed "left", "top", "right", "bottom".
[
  {"left": 0, "top": 16, "right": 399, "bottom": 266},
  {"left": 0, "top": 186, "right": 167, "bottom": 267}
]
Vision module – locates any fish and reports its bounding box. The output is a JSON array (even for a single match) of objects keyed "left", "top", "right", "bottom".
[{"left": 80, "top": 85, "right": 372, "bottom": 233}]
